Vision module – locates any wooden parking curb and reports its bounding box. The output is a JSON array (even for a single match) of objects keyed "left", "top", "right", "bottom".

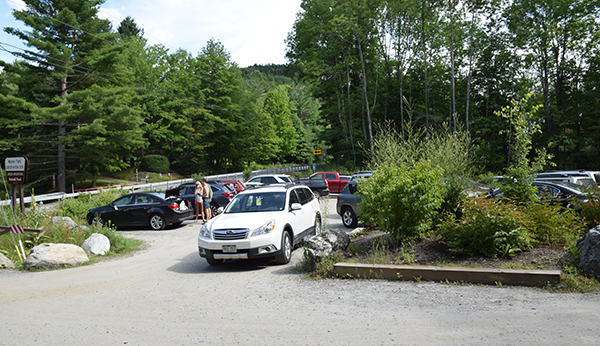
[{"left": 333, "top": 263, "right": 561, "bottom": 287}]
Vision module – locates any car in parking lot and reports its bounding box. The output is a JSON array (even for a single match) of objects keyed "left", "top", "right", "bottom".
[
  {"left": 197, "top": 183, "right": 322, "bottom": 265},
  {"left": 336, "top": 180, "right": 362, "bottom": 228},
  {"left": 166, "top": 181, "right": 235, "bottom": 216},
  {"left": 244, "top": 174, "right": 293, "bottom": 188},
  {"left": 86, "top": 192, "right": 193, "bottom": 230},
  {"left": 491, "top": 181, "right": 590, "bottom": 208}
]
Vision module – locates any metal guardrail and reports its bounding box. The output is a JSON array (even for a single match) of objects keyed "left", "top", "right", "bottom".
[{"left": 0, "top": 165, "right": 312, "bottom": 207}]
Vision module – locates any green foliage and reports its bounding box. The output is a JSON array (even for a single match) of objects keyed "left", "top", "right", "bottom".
[
  {"left": 358, "top": 161, "right": 445, "bottom": 241},
  {"left": 527, "top": 202, "right": 586, "bottom": 247},
  {"left": 58, "top": 190, "right": 125, "bottom": 224},
  {"left": 438, "top": 197, "right": 533, "bottom": 257},
  {"left": 140, "top": 155, "right": 170, "bottom": 173},
  {"left": 573, "top": 185, "right": 600, "bottom": 229},
  {"left": 496, "top": 94, "right": 551, "bottom": 204}
]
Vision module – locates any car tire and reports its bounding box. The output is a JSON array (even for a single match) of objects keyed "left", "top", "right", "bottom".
[
  {"left": 210, "top": 202, "right": 218, "bottom": 218},
  {"left": 205, "top": 249, "right": 224, "bottom": 266},
  {"left": 314, "top": 214, "right": 322, "bottom": 235},
  {"left": 341, "top": 207, "right": 358, "bottom": 228},
  {"left": 149, "top": 213, "right": 166, "bottom": 230},
  {"left": 90, "top": 215, "right": 104, "bottom": 227},
  {"left": 274, "top": 230, "right": 292, "bottom": 264}
]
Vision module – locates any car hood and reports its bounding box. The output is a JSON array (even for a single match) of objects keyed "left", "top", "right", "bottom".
[{"left": 207, "top": 211, "right": 280, "bottom": 230}]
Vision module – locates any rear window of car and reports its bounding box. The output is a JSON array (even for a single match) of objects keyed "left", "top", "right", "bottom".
[{"left": 279, "top": 176, "right": 292, "bottom": 183}]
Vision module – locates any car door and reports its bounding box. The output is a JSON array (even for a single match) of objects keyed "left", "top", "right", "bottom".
[
  {"left": 326, "top": 173, "right": 339, "bottom": 193},
  {"left": 289, "top": 188, "right": 311, "bottom": 235},
  {"left": 127, "top": 194, "right": 156, "bottom": 226},
  {"left": 106, "top": 194, "right": 136, "bottom": 226}
]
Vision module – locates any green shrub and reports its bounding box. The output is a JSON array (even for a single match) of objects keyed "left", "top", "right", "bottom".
[
  {"left": 527, "top": 202, "right": 586, "bottom": 247},
  {"left": 438, "top": 197, "right": 533, "bottom": 257},
  {"left": 58, "top": 190, "right": 125, "bottom": 224},
  {"left": 140, "top": 154, "right": 169, "bottom": 173},
  {"left": 574, "top": 185, "right": 600, "bottom": 229},
  {"left": 358, "top": 160, "right": 445, "bottom": 242}
]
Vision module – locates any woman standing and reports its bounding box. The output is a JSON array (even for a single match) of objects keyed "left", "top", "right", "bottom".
[{"left": 194, "top": 181, "right": 204, "bottom": 222}]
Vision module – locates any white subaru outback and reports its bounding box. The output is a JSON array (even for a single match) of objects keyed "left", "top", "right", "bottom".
[{"left": 198, "top": 183, "right": 322, "bottom": 265}]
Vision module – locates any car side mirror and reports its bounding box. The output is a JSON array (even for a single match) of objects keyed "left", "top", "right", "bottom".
[
  {"left": 217, "top": 207, "right": 224, "bottom": 214},
  {"left": 290, "top": 203, "right": 302, "bottom": 211}
]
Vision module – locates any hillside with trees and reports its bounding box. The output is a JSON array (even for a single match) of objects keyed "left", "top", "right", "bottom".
[{"left": 2, "top": 0, "right": 600, "bottom": 194}]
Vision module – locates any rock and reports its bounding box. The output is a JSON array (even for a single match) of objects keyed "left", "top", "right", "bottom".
[
  {"left": 82, "top": 233, "right": 110, "bottom": 255},
  {"left": 25, "top": 243, "right": 89, "bottom": 270},
  {"left": 304, "top": 229, "right": 351, "bottom": 269},
  {"left": 52, "top": 216, "right": 77, "bottom": 228},
  {"left": 578, "top": 226, "right": 600, "bottom": 277},
  {"left": 0, "top": 252, "right": 16, "bottom": 269}
]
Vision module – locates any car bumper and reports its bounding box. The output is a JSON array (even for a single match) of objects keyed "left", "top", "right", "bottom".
[{"left": 197, "top": 233, "right": 282, "bottom": 260}]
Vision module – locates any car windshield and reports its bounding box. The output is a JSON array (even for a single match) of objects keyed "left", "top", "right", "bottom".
[
  {"left": 224, "top": 192, "right": 286, "bottom": 213},
  {"left": 547, "top": 181, "right": 586, "bottom": 193}
]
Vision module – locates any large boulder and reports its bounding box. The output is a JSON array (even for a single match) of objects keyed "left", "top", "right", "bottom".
[
  {"left": 304, "top": 229, "right": 351, "bottom": 268},
  {"left": 82, "top": 233, "right": 110, "bottom": 255},
  {"left": 0, "top": 252, "right": 15, "bottom": 269},
  {"left": 52, "top": 216, "right": 77, "bottom": 228},
  {"left": 25, "top": 243, "right": 89, "bottom": 270},
  {"left": 577, "top": 226, "right": 600, "bottom": 277}
]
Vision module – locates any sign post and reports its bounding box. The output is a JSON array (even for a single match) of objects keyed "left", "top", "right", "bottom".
[{"left": 4, "top": 157, "right": 28, "bottom": 216}]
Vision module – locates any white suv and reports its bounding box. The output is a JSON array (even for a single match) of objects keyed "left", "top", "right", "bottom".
[
  {"left": 198, "top": 184, "right": 322, "bottom": 265},
  {"left": 244, "top": 174, "right": 292, "bottom": 188}
]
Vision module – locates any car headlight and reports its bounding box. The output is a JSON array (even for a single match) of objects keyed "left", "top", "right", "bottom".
[
  {"left": 251, "top": 219, "right": 276, "bottom": 237},
  {"left": 199, "top": 224, "right": 211, "bottom": 239}
]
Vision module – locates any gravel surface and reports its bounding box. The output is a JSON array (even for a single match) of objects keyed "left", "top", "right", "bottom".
[{"left": 1, "top": 199, "right": 600, "bottom": 345}]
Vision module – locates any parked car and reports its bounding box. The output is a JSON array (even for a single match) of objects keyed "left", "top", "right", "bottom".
[
  {"left": 336, "top": 180, "right": 362, "bottom": 228},
  {"left": 492, "top": 181, "right": 589, "bottom": 208},
  {"left": 86, "top": 192, "right": 193, "bottom": 230},
  {"left": 221, "top": 179, "right": 245, "bottom": 193},
  {"left": 350, "top": 171, "right": 374, "bottom": 181},
  {"left": 295, "top": 177, "right": 330, "bottom": 197},
  {"left": 309, "top": 172, "right": 350, "bottom": 193},
  {"left": 197, "top": 184, "right": 322, "bottom": 265},
  {"left": 245, "top": 174, "right": 292, "bottom": 188},
  {"left": 537, "top": 170, "right": 600, "bottom": 186},
  {"left": 166, "top": 181, "right": 235, "bottom": 216}
]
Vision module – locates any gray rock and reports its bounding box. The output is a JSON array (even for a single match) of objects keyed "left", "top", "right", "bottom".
[
  {"left": 82, "top": 233, "right": 110, "bottom": 255},
  {"left": 25, "top": 243, "right": 89, "bottom": 270},
  {"left": 578, "top": 226, "right": 600, "bottom": 277},
  {"left": 0, "top": 252, "right": 16, "bottom": 269},
  {"left": 304, "top": 229, "right": 351, "bottom": 269},
  {"left": 52, "top": 216, "right": 77, "bottom": 228}
]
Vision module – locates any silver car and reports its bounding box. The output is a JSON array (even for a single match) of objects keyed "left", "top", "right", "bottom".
[{"left": 336, "top": 180, "right": 361, "bottom": 228}]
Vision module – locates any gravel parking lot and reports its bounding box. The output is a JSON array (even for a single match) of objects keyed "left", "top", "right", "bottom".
[{"left": 1, "top": 197, "right": 600, "bottom": 345}]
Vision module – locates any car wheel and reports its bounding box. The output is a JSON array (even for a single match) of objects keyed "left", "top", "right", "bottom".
[
  {"left": 341, "top": 207, "right": 358, "bottom": 228},
  {"left": 210, "top": 202, "right": 218, "bottom": 218},
  {"left": 149, "top": 213, "right": 166, "bottom": 230},
  {"left": 314, "top": 215, "right": 322, "bottom": 235},
  {"left": 274, "top": 230, "right": 292, "bottom": 264},
  {"left": 90, "top": 215, "right": 104, "bottom": 227},
  {"left": 205, "top": 249, "right": 224, "bottom": 266}
]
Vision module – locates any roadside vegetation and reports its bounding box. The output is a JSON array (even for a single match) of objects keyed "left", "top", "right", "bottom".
[
  {"left": 0, "top": 190, "right": 143, "bottom": 269},
  {"left": 301, "top": 98, "right": 600, "bottom": 293}
]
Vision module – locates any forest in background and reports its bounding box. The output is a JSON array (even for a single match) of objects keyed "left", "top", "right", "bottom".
[{"left": 1, "top": 0, "right": 600, "bottom": 194}]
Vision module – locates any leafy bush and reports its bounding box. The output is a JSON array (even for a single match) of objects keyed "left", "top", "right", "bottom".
[
  {"left": 527, "top": 202, "right": 586, "bottom": 247},
  {"left": 438, "top": 197, "right": 533, "bottom": 257},
  {"left": 140, "top": 154, "right": 170, "bottom": 173},
  {"left": 574, "top": 185, "right": 600, "bottom": 229},
  {"left": 358, "top": 160, "right": 445, "bottom": 242},
  {"left": 58, "top": 190, "right": 125, "bottom": 224}
]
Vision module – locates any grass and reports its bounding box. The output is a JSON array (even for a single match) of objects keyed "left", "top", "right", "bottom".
[{"left": 0, "top": 191, "right": 144, "bottom": 269}]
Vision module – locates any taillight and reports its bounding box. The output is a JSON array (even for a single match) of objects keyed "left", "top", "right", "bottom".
[
  {"left": 223, "top": 192, "right": 234, "bottom": 198},
  {"left": 168, "top": 203, "right": 179, "bottom": 210}
]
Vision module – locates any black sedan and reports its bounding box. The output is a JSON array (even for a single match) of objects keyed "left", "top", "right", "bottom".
[
  {"left": 86, "top": 192, "right": 193, "bottom": 230},
  {"left": 492, "top": 181, "right": 589, "bottom": 208}
]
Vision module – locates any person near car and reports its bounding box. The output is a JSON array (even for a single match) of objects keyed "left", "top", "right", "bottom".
[
  {"left": 201, "top": 178, "right": 212, "bottom": 222},
  {"left": 194, "top": 181, "right": 204, "bottom": 222}
]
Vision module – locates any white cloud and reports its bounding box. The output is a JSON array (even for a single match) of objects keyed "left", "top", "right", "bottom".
[{"left": 100, "top": 0, "right": 301, "bottom": 67}]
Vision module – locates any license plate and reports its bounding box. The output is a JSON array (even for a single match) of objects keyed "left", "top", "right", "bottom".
[{"left": 222, "top": 245, "right": 237, "bottom": 253}]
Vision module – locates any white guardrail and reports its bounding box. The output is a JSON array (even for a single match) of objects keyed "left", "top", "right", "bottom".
[{"left": 0, "top": 166, "right": 311, "bottom": 207}]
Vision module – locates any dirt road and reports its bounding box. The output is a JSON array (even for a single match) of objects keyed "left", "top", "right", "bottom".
[{"left": 1, "top": 201, "right": 600, "bottom": 345}]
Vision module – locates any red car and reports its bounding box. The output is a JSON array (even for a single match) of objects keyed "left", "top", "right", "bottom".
[{"left": 221, "top": 180, "right": 245, "bottom": 193}]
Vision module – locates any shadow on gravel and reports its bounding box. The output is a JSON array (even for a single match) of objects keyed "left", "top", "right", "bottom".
[{"left": 167, "top": 251, "right": 303, "bottom": 276}]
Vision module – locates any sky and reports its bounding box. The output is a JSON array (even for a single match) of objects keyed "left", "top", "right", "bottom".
[{"left": 0, "top": 0, "right": 303, "bottom": 68}]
